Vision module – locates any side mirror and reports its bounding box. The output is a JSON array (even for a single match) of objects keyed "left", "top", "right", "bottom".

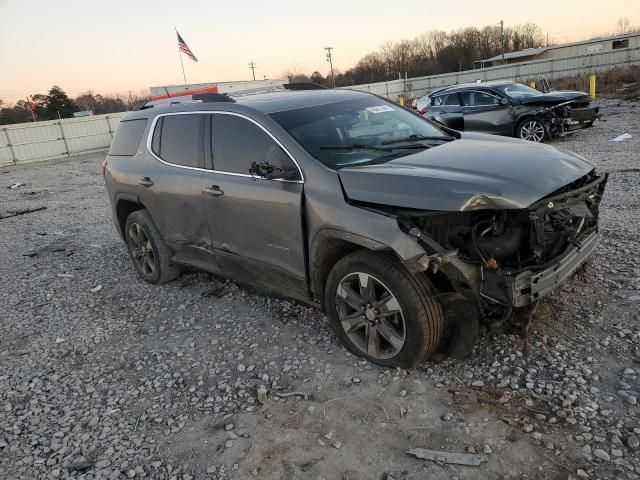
[
  {"left": 500, "top": 97, "right": 510, "bottom": 106},
  {"left": 249, "top": 161, "right": 299, "bottom": 181}
]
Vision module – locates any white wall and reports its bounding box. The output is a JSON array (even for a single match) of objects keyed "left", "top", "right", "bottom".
[
  {"left": 0, "top": 112, "right": 126, "bottom": 167},
  {"left": 344, "top": 47, "right": 640, "bottom": 100}
]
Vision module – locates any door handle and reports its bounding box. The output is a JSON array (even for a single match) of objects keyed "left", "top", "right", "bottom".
[
  {"left": 203, "top": 185, "right": 224, "bottom": 196},
  {"left": 137, "top": 177, "right": 154, "bottom": 187}
]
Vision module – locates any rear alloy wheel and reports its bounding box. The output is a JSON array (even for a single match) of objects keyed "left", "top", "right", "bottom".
[
  {"left": 325, "top": 250, "right": 443, "bottom": 368},
  {"left": 128, "top": 222, "right": 156, "bottom": 278},
  {"left": 517, "top": 118, "right": 547, "bottom": 142},
  {"left": 125, "top": 209, "right": 180, "bottom": 284}
]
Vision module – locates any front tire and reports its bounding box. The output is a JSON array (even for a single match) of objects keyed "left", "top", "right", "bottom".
[
  {"left": 125, "top": 209, "right": 180, "bottom": 284},
  {"left": 516, "top": 117, "right": 547, "bottom": 142},
  {"left": 324, "top": 250, "right": 443, "bottom": 368}
]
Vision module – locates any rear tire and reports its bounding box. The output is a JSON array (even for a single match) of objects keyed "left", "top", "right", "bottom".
[
  {"left": 125, "top": 209, "right": 180, "bottom": 284},
  {"left": 324, "top": 250, "right": 443, "bottom": 368},
  {"left": 516, "top": 117, "right": 547, "bottom": 142}
]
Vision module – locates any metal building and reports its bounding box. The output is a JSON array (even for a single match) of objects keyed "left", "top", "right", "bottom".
[{"left": 477, "top": 32, "right": 640, "bottom": 67}]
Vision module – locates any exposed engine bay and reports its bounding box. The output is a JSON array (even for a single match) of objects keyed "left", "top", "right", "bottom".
[{"left": 396, "top": 169, "right": 608, "bottom": 337}]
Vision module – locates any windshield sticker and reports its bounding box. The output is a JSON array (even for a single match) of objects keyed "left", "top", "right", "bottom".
[{"left": 365, "top": 105, "right": 394, "bottom": 114}]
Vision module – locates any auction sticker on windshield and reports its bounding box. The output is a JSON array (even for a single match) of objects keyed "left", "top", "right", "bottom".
[{"left": 366, "top": 105, "right": 395, "bottom": 114}]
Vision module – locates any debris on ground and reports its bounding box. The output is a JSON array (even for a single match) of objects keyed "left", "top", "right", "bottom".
[
  {"left": 406, "top": 448, "right": 488, "bottom": 466},
  {"left": 610, "top": 132, "right": 633, "bottom": 141},
  {"left": 0, "top": 205, "right": 47, "bottom": 220}
]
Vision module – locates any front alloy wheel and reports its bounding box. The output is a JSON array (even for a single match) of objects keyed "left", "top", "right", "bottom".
[
  {"left": 335, "top": 272, "right": 406, "bottom": 360},
  {"left": 518, "top": 119, "right": 546, "bottom": 142},
  {"left": 325, "top": 250, "right": 443, "bottom": 368}
]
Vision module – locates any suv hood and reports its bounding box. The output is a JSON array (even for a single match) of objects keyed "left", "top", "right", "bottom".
[
  {"left": 517, "top": 90, "right": 589, "bottom": 105},
  {"left": 338, "top": 134, "right": 593, "bottom": 211}
]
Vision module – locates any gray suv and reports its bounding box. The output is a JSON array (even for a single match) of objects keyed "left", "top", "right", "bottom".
[{"left": 104, "top": 88, "right": 607, "bottom": 368}]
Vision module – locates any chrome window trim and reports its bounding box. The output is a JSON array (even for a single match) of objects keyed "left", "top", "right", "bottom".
[{"left": 145, "top": 110, "right": 305, "bottom": 183}]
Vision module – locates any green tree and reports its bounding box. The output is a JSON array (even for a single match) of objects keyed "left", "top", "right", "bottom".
[
  {"left": 45, "top": 86, "right": 78, "bottom": 119},
  {"left": 310, "top": 71, "right": 325, "bottom": 85}
]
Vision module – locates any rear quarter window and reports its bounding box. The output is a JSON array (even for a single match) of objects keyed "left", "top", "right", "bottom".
[{"left": 108, "top": 119, "right": 148, "bottom": 156}]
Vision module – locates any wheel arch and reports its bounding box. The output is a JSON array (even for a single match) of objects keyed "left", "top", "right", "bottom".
[
  {"left": 115, "top": 194, "right": 148, "bottom": 239},
  {"left": 309, "top": 229, "right": 392, "bottom": 305},
  {"left": 514, "top": 113, "right": 549, "bottom": 139}
]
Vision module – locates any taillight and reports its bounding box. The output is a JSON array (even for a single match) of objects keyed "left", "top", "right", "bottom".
[
  {"left": 101, "top": 159, "right": 108, "bottom": 176},
  {"left": 418, "top": 108, "right": 428, "bottom": 115}
]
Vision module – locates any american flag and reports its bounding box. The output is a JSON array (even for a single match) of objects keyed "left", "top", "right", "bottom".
[{"left": 176, "top": 31, "right": 198, "bottom": 62}]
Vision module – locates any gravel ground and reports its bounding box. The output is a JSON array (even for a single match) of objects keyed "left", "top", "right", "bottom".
[{"left": 0, "top": 99, "right": 639, "bottom": 480}]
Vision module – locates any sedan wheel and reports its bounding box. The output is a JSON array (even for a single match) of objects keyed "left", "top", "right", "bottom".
[
  {"left": 518, "top": 119, "right": 546, "bottom": 142},
  {"left": 335, "top": 272, "right": 406, "bottom": 360}
]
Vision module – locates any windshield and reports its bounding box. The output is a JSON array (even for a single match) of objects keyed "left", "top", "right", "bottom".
[
  {"left": 497, "top": 83, "right": 541, "bottom": 98},
  {"left": 269, "top": 97, "right": 451, "bottom": 170}
]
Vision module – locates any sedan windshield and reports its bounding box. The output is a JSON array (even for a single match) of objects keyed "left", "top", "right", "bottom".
[
  {"left": 497, "top": 83, "right": 541, "bottom": 98},
  {"left": 269, "top": 97, "right": 451, "bottom": 170}
]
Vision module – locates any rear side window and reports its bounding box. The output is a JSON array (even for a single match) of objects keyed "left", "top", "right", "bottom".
[
  {"left": 151, "top": 114, "right": 204, "bottom": 168},
  {"left": 432, "top": 94, "right": 460, "bottom": 106},
  {"left": 109, "top": 119, "right": 147, "bottom": 156},
  {"left": 211, "top": 114, "right": 298, "bottom": 177}
]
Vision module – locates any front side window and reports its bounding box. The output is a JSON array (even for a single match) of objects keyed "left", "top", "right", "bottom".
[
  {"left": 151, "top": 114, "right": 204, "bottom": 168},
  {"left": 211, "top": 114, "right": 299, "bottom": 178}
]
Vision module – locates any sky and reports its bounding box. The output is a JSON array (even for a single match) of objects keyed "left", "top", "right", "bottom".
[{"left": 0, "top": 0, "right": 638, "bottom": 104}]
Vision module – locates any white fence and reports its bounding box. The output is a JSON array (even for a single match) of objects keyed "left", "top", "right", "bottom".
[
  {"left": 346, "top": 46, "right": 640, "bottom": 100},
  {"left": 0, "top": 112, "right": 126, "bottom": 167}
]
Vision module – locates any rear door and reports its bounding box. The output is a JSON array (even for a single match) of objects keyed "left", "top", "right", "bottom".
[
  {"left": 201, "top": 112, "right": 307, "bottom": 296},
  {"left": 459, "top": 90, "right": 514, "bottom": 135},
  {"left": 429, "top": 92, "right": 464, "bottom": 130},
  {"left": 140, "top": 113, "right": 214, "bottom": 266}
]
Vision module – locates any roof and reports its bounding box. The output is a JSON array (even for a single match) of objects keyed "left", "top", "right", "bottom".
[
  {"left": 479, "top": 31, "right": 640, "bottom": 63},
  {"left": 234, "top": 89, "right": 368, "bottom": 113},
  {"left": 430, "top": 80, "right": 516, "bottom": 95},
  {"left": 124, "top": 88, "right": 371, "bottom": 120},
  {"left": 483, "top": 48, "right": 547, "bottom": 63}
]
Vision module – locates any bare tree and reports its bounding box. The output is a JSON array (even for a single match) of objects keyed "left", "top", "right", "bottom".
[{"left": 617, "top": 17, "right": 631, "bottom": 34}]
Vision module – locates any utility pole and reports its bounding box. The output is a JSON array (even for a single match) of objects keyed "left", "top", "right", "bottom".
[
  {"left": 500, "top": 20, "right": 505, "bottom": 65},
  {"left": 128, "top": 90, "right": 134, "bottom": 108},
  {"left": 248, "top": 61, "right": 256, "bottom": 81},
  {"left": 325, "top": 47, "right": 335, "bottom": 88}
]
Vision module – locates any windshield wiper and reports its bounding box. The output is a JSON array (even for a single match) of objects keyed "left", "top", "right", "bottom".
[
  {"left": 381, "top": 134, "right": 455, "bottom": 145},
  {"left": 320, "top": 143, "right": 432, "bottom": 151}
]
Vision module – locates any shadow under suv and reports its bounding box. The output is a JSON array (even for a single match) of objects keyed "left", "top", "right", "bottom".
[{"left": 103, "top": 88, "right": 607, "bottom": 368}]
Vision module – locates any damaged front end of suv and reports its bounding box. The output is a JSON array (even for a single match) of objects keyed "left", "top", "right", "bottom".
[
  {"left": 401, "top": 171, "right": 607, "bottom": 335},
  {"left": 338, "top": 136, "right": 608, "bottom": 358}
]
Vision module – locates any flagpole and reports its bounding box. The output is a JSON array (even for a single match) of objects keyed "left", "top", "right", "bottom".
[{"left": 175, "top": 27, "right": 187, "bottom": 85}]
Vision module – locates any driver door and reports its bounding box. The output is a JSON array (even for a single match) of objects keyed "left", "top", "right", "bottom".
[
  {"left": 201, "top": 112, "right": 307, "bottom": 297},
  {"left": 459, "top": 90, "right": 514, "bottom": 135}
]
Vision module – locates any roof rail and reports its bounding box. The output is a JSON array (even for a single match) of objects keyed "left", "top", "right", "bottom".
[
  {"left": 283, "top": 82, "right": 327, "bottom": 90},
  {"left": 133, "top": 92, "right": 236, "bottom": 110},
  {"left": 132, "top": 82, "right": 329, "bottom": 110}
]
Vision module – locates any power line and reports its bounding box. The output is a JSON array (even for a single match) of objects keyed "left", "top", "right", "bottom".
[
  {"left": 324, "top": 47, "right": 335, "bottom": 88},
  {"left": 248, "top": 61, "right": 256, "bottom": 81}
]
